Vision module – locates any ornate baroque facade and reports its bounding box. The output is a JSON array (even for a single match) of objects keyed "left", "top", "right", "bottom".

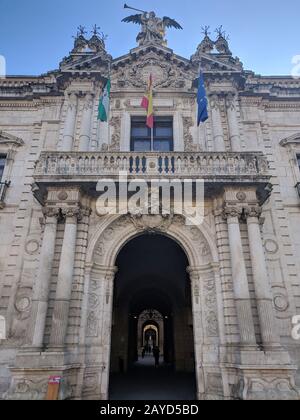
[{"left": 0, "top": 24, "right": 300, "bottom": 400}]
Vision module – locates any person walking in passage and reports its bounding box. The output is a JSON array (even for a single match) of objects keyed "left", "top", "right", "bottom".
[{"left": 153, "top": 346, "right": 160, "bottom": 367}]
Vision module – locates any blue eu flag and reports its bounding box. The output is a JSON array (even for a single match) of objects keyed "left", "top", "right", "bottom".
[{"left": 197, "top": 72, "right": 208, "bottom": 125}]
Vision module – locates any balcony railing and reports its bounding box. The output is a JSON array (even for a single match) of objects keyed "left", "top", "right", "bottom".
[
  {"left": 0, "top": 181, "right": 10, "bottom": 209},
  {"left": 34, "top": 151, "right": 269, "bottom": 180}
]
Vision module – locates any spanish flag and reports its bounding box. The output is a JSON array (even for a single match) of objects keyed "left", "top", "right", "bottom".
[{"left": 141, "top": 74, "right": 154, "bottom": 128}]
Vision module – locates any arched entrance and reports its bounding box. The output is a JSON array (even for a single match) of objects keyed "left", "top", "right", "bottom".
[
  {"left": 109, "top": 233, "right": 196, "bottom": 400},
  {"left": 82, "top": 214, "right": 224, "bottom": 401}
]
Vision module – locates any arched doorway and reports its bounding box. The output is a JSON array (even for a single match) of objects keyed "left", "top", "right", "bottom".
[
  {"left": 83, "top": 214, "right": 223, "bottom": 401},
  {"left": 109, "top": 233, "right": 196, "bottom": 400}
]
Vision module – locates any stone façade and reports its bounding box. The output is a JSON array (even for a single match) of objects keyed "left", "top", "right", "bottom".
[{"left": 0, "top": 25, "right": 299, "bottom": 400}]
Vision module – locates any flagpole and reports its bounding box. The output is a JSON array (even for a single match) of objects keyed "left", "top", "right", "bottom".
[
  {"left": 151, "top": 127, "right": 154, "bottom": 151},
  {"left": 107, "top": 61, "right": 112, "bottom": 148},
  {"left": 151, "top": 60, "right": 154, "bottom": 151}
]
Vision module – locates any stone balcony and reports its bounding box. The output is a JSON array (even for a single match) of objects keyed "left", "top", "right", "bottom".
[{"left": 33, "top": 151, "right": 271, "bottom": 202}]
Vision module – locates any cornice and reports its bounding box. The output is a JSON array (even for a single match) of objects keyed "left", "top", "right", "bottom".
[
  {"left": 0, "top": 131, "right": 24, "bottom": 147},
  {"left": 280, "top": 133, "right": 300, "bottom": 147}
]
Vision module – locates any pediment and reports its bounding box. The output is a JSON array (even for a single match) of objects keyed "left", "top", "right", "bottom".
[
  {"left": 111, "top": 45, "right": 195, "bottom": 90},
  {"left": 59, "top": 51, "right": 111, "bottom": 75},
  {"left": 0, "top": 131, "right": 24, "bottom": 147},
  {"left": 199, "top": 53, "right": 244, "bottom": 74}
]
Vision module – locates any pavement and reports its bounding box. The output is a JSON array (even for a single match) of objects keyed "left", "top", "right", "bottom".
[{"left": 109, "top": 356, "right": 196, "bottom": 401}]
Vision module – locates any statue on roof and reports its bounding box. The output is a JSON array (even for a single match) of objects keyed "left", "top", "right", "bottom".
[
  {"left": 215, "top": 26, "right": 232, "bottom": 55},
  {"left": 122, "top": 4, "right": 183, "bottom": 46}
]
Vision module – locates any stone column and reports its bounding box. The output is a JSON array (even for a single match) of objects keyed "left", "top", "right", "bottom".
[
  {"left": 84, "top": 265, "right": 117, "bottom": 400},
  {"left": 226, "top": 93, "right": 241, "bottom": 152},
  {"left": 61, "top": 92, "right": 78, "bottom": 151},
  {"left": 210, "top": 94, "right": 225, "bottom": 151},
  {"left": 224, "top": 206, "right": 257, "bottom": 346},
  {"left": 245, "top": 206, "right": 281, "bottom": 348},
  {"left": 79, "top": 93, "right": 94, "bottom": 151},
  {"left": 187, "top": 268, "right": 205, "bottom": 399},
  {"left": 49, "top": 207, "right": 80, "bottom": 347},
  {"left": 27, "top": 207, "right": 59, "bottom": 348}
]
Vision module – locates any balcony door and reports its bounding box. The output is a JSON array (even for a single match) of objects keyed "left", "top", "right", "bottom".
[{"left": 130, "top": 117, "right": 174, "bottom": 152}]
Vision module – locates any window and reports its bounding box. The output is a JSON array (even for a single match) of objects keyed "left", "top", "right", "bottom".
[
  {"left": 297, "top": 154, "right": 300, "bottom": 170},
  {"left": 0, "top": 155, "right": 6, "bottom": 181},
  {"left": 131, "top": 117, "right": 173, "bottom": 152}
]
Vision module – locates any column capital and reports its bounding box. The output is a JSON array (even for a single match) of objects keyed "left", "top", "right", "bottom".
[
  {"left": 61, "top": 206, "right": 82, "bottom": 222},
  {"left": 83, "top": 92, "right": 94, "bottom": 110},
  {"left": 65, "top": 91, "right": 78, "bottom": 109},
  {"left": 222, "top": 205, "right": 243, "bottom": 221},
  {"left": 244, "top": 205, "right": 263, "bottom": 222},
  {"left": 225, "top": 92, "right": 237, "bottom": 110},
  {"left": 209, "top": 93, "right": 222, "bottom": 110},
  {"left": 187, "top": 267, "right": 200, "bottom": 282},
  {"left": 80, "top": 207, "right": 92, "bottom": 218},
  {"left": 42, "top": 206, "right": 60, "bottom": 220}
]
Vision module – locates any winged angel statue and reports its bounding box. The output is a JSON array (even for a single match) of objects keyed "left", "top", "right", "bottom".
[{"left": 122, "top": 10, "right": 183, "bottom": 46}]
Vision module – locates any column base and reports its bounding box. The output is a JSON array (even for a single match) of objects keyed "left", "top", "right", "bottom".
[{"left": 232, "top": 368, "right": 299, "bottom": 400}]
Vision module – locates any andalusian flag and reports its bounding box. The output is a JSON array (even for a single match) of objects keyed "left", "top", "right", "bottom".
[
  {"left": 141, "top": 74, "right": 154, "bottom": 128},
  {"left": 98, "top": 79, "right": 111, "bottom": 122}
]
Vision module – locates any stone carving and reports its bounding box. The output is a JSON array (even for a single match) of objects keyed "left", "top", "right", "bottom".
[
  {"left": 263, "top": 239, "right": 279, "bottom": 255},
  {"left": 86, "top": 311, "right": 98, "bottom": 337},
  {"left": 207, "top": 373, "right": 223, "bottom": 393},
  {"left": 61, "top": 207, "right": 82, "bottom": 220},
  {"left": 244, "top": 205, "right": 262, "bottom": 219},
  {"left": 194, "top": 284, "right": 200, "bottom": 305},
  {"left": 83, "top": 373, "right": 99, "bottom": 395},
  {"left": 82, "top": 93, "right": 94, "bottom": 111},
  {"left": 215, "top": 26, "right": 232, "bottom": 55},
  {"left": 205, "top": 312, "right": 218, "bottom": 337},
  {"left": 36, "top": 151, "right": 265, "bottom": 178},
  {"left": 57, "top": 191, "right": 68, "bottom": 201},
  {"left": 182, "top": 116, "right": 198, "bottom": 152},
  {"left": 4, "top": 379, "right": 48, "bottom": 400},
  {"left": 66, "top": 92, "right": 78, "bottom": 111},
  {"left": 25, "top": 239, "right": 40, "bottom": 255},
  {"left": 190, "top": 226, "right": 202, "bottom": 241},
  {"left": 199, "top": 241, "right": 210, "bottom": 257},
  {"left": 192, "top": 26, "right": 214, "bottom": 59},
  {"left": 236, "top": 191, "right": 246, "bottom": 202},
  {"left": 109, "top": 116, "right": 121, "bottom": 152},
  {"left": 88, "top": 294, "right": 99, "bottom": 309},
  {"left": 222, "top": 205, "right": 242, "bottom": 220},
  {"left": 113, "top": 59, "right": 191, "bottom": 90},
  {"left": 203, "top": 278, "right": 219, "bottom": 337},
  {"left": 273, "top": 294, "right": 289, "bottom": 313},
  {"left": 129, "top": 214, "right": 173, "bottom": 233},
  {"left": 42, "top": 207, "right": 60, "bottom": 219},
  {"left": 103, "top": 227, "right": 114, "bottom": 241},
  {"left": 209, "top": 94, "right": 221, "bottom": 111},
  {"left": 15, "top": 296, "right": 31, "bottom": 314},
  {"left": 244, "top": 377, "right": 299, "bottom": 401},
  {"left": 95, "top": 241, "right": 105, "bottom": 257},
  {"left": 122, "top": 11, "right": 182, "bottom": 47},
  {"left": 226, "top": 93, "right": 236, "bottom": 111}
]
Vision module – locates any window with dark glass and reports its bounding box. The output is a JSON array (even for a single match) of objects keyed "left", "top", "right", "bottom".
[
  {"left": 297, "top": 154, "right": 300, "bottom": 170},
  {"left": 131, "top": 117, "right": 173, "bottom": 152},
  {"left": 0, "top": 155, "right": 6, "bottom": 181}
]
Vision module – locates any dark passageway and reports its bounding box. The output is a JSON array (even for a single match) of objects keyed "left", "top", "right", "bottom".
[{"left": 109, "top": 234, "right": 197, "bottom": 400}]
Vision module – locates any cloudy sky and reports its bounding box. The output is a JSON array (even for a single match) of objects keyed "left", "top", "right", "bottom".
[{"left": 0, "top": 0, "right": 299, "bottom": 76}]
